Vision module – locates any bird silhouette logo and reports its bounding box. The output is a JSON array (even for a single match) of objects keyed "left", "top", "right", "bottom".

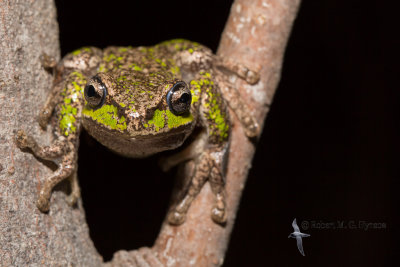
[{"left": 288, "top": 218, "right": 310, "bottom": 256}]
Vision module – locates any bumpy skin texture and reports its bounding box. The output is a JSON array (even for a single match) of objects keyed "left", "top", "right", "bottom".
[{"left": 15, "top": 39, "right": 259, "bottom": 225}]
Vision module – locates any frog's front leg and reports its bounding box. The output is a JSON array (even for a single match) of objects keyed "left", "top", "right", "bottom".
[
  {"left": 38, "top": 81, "right": 64, "bottom": 129},
  {"left": 214, "top": 74, "right": 260, "bottom": 138},
  {"left": 174, "top": 45, "right": 260, "bottom": 138},
  {"left": 15, "top": 130, "right": 78, "bottom": 212},
  {"left": 168, "top": 146, "right": 228, "bottom": 225},
  {"left": 215, "top": 56, "right": 260, "bottom": 85},
  {"left": 15, "top": 70, "right": 86, "bottom": 212},
  {"left": 214, "top": 57, "right": 261, "bottom": 138}
]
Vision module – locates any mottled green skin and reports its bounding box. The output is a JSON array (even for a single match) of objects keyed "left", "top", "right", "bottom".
[
  {"left": 56, "top": 39, "right": 229, "bottom": 158},
  {"left": 15, "top": 38, "right": 261, "bottom": 223},
  {"left": 15, "top": 38, "right": 262, "bottom": 224},
  {"left": 58, "top": 71, "right": 87, "bottom": 136}
]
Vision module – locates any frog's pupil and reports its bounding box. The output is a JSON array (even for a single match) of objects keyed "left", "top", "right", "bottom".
[
  {"left": 87, "top": 85, "right": 96, "bottom": 97},
  {"left": 180, "top": 93, "right": 190, "bottom": 103}
]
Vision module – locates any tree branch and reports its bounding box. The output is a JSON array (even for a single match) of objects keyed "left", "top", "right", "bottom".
[
  {"left": 109, "top": 0, "right": 301, "bottom": 266},
  {"left": 0, "top": 1, "right": 102, "bottom": 265}
]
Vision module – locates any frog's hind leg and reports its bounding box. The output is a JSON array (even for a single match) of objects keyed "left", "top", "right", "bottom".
[
  {"left": 168, "top": 142, "right": 229, "bottom": 225},
  {"left": 37, "top": 157, "right": 75, "bottom": 212},
  {"left": 167, "top": 153, "right": 211, "bottom": 225},
  {"left": 159, "top": 130, "right": 207, "bottom": 172},
  {"left": 15, "top": 130, "right": 78, "bottom": 212},
  {"left": 209, "top": 164, "right": 227, "bottom": 223},
  {"left": 66, "top": 170, "right": 80, "bottom": 207}
]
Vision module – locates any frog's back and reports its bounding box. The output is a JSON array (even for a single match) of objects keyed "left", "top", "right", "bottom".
[
  {"left": 99, "top": 43, "right": 178, "bottom": 76},
  {"left": 99, "top": 39, "right": 211, "bottom": 75}
]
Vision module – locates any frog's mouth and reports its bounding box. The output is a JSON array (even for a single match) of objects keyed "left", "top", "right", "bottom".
[
  {"left": 129, "top": 130, "right": 189, "bottom": 153},
  {"left": 82, "top": 116, "right": 194, "bottom": 158}
]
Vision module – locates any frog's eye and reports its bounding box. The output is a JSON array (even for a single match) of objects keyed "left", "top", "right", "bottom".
[
  {"left": 84, "top": 76, "right": 107, "bottom": 108},
  {"left": 166, "top": 81, "right": 192, "bottom": 115}
]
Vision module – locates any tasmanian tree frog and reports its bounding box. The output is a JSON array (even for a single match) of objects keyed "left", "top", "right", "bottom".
[{"left": 16, "top": 39, "right": 259, "bottom": 225}]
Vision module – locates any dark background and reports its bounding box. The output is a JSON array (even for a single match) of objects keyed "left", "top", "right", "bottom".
[{"left": 55, "top": 0, "right": 398, "bottom": 266}]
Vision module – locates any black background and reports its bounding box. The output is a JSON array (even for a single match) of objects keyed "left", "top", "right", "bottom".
[{"left": 55, "top": 0, "right": 398, "bottom": 266}]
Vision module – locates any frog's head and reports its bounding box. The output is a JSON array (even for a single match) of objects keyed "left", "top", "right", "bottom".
[{"left": 81, "top": 71, "right": 196, "bottom": 157}]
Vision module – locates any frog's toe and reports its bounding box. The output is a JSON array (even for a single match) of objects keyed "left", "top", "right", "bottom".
[
  {"left": 66, "top": 194, "right": 78, "bottom": 207},
  {"left": 211, "top": 207, "right": 227, "bottom": 224},
  {"left": 40, "top": 53, "right": 57, "bottom": 70},
  {"left": 36, "top": 196, "right": 50, "bottom": 213},
  {"left": 168, "top": 210, "right": 186, "bottom": 225},
  {"left": 242, "top": 117, "right": 260, "bottom": 138},
  {"left": 245, "top": 70, "right": 260, "bottom": 85},
  {"left": 15, "top": 130, "right": 29, "bottom": 149},
  {"left": 38, "top": 108, "right": 52, "bottom": 129},
  {"left": 66, "top": 175, "right": 80, "bottom": 207},
  {"left": 244, "top": 121, "right": 260, "bottom": 138}
]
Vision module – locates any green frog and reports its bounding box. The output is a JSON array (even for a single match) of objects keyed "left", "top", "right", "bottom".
[{"left": 15, "top": 39, "right": 259, "bottom": 225}]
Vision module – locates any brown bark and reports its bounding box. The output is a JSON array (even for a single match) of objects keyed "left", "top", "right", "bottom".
[
  {"left": 0, "top": 1, "right": 102, "bottom": 266},
  {"left": 0, "top": 0, "right": 300, "bottom": 266}
]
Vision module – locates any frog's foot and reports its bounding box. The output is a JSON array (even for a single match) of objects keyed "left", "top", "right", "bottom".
[
  {"left": 16, "top": 130, "right": 77, "bottom": 212},
  {"left": 38, "top": 107, "right": 53, "bottom": 129},
  {"left": 167, "top": 210, "right": 187, "bottom": 225},
  {"left": 40, "top": 53, "right": 57, "bottom": 70},
  {"left": 241, "top": 115, "right": 260, "bottom": 138},
  {"left": 244, "top": 70, "right": 260, "bottom": 85},
  {"left": 230, "top": 64, "right": 260, "bottom": 85},
  {"left": 37, "top": 193, "right": 51, "bottom": 212},
  {"left": 15, "top": 130, "right": 31, "bottom": 149},
  {"left": 15, "top": 130, "right": 68, "bottom": 160},
  {"left": 167, "top": 153, "right": 227, "bottom": 225},
  {"left": 211, "top": 207, "right": 227, "bottom": 224},
  {"left": 37, "top": 160, "right": 75, "bottom": 212},
  {"left": 210, "top": 192, "right": 227, "bottom": 224},
  {"left": 168, "top": 193, "right": 198, "bottom": 225},
  {"left": 216, "top": 57, "right": 260, "bottom": 85},
  {"left": 209, "top": 167, "right": 227, "bottom": 224},
  {"left": 15, "top": 129, "right": 47, "bottom": 150}
]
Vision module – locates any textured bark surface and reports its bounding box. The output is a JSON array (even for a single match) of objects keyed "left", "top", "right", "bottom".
[
  {"left": 0, "top": 0, "right": 299, "bottom": 266},
  {"left": 0, "top": 1, "right": 102, "bottom": 266}
]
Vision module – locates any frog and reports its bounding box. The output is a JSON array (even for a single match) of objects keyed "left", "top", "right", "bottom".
[{"left": 15, "top": 39, "right": 259, "bottom": 225}]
